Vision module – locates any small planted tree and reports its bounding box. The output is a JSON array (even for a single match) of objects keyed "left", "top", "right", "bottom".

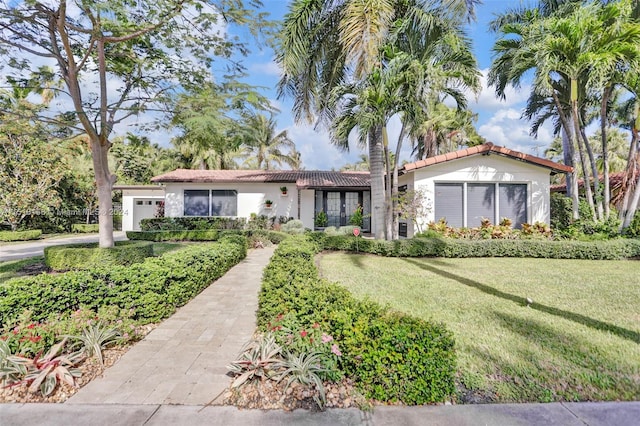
[{"left": 395, "top": 188, "right": 431, "bottom": 234}]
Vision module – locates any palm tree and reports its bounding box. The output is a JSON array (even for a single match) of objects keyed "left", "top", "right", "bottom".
[
  {"left": 240, "top": 113, "right": 301, "bottom": 170},
  {"left": 277, "top": 0, "right": 479, "bottom": 239}
]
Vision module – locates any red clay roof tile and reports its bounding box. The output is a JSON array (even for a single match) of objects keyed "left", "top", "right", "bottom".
[{"left": 401, "top": 142, "right": 573, "bottom": 173}]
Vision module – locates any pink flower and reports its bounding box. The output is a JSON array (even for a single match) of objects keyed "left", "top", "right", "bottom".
[
  {"left": 300, "top": 330, "right": 308, "bottom": 338},
  {"left": 312, "top": 322, "right": 320, "bottom": 329},
  {"left": 123, "top": 333, "right": 129, "bottom": 339},
  {"left": 331, "top": 344, "right": 342, "bottom": 357},
  {"left": 321, "top": 333, "right": 333, "bottom": 343}
]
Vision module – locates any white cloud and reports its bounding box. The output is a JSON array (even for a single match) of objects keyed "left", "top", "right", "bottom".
[
  {"left": 250, "top": 60, "right": 282, "bottom": 78},
  {"left": 478, "top": 107, "right": 555, "bottom": 156},
  {"left": 287, "top": 124, "right": 366, "bottom": 170},
  {"left": 468, "top": 68, "right": 531, "bottom": 112}
]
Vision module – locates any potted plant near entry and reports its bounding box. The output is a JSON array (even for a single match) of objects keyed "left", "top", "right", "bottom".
[
  {"left": 280, "top": 186, "right": 288, "bottom": 196},
  {"left": 315, "top": 210, "right": 328, "bottom": 228},
  {"left": 265, "top": 199, "right": 273, "bottom": 208}
]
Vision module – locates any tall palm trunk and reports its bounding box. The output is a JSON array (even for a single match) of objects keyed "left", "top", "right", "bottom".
[
  {"left": 600, "top": 86, "right": 613, "bottom": 219},
  {"left": 391, "top": 122, "right": 407, "bottom": 240},
  {"left": 382, "top": 125, "right": 393, "bottom": 240},
  {"left": 620, "top": 127, "right": 640, "bottom": 229},
  {"left": 369, "top": 126, "right": 386, "bottom": 239},
  {"left": 552, "top": 91, "right": 579, "bottom": 219},
  {"left": 572, "top": 104, "right": 596, "bottom": 222},
  {"left": 580, "top": 127, "right": 603, "bottom": 220}
]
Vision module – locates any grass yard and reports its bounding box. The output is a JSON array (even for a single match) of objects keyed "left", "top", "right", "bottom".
[
  {"left": 0, "top": 242, "right": 180, "bottom": 284},
  {"left": 318, "top": 253, "right": 640, "bottom": 403}
]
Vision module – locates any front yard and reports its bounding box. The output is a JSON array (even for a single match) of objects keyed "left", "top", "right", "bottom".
[{"left": 318, "top": 253, "right": 640, "bottom": 403}]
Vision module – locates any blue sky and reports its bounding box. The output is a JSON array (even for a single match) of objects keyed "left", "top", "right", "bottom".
[{"left": 227, "top": 0, "right": 552, "bottom": 170}]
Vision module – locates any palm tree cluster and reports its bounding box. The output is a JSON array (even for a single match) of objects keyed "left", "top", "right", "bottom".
[
  {"left": 490, "top": 0, "right": 640, "bottom": 229},
  {"left": 171, "top": 80, "right": 301, "bottom": 171},
  {"left": 277, "top": 0, "right": 481, "bottom": 239}
]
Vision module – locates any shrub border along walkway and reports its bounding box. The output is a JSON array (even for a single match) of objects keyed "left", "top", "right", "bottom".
[{"left": 257, "top": 235, "right": 456, "bottom": 405}]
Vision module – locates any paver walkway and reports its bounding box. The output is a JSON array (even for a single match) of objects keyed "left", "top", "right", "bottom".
[{"left": 68, "top": 246, "right": 276, "bottom": 406}]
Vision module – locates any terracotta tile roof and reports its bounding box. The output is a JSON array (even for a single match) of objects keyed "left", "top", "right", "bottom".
[
  {"left": 401, "top": 142, "right": 573, "bottom": 174},
  {"left": 151, "top": 169, "right": 371, "bottom": 189},
  {"left": 551, "top": 172, "right": 626, "bottom": 194}
]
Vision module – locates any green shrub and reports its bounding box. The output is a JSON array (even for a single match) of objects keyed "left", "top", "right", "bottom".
[
  {"left": 624, "top": 210, "right": 640, "bottom": 238},
  {"left": 126, "top": 230, "right": 219, "bottom": 241},
  {"left": 257, "top": 235, "right": 456, "bottom": 405},
  {"left": 139, "top": 217, "right": 246, "bottom": 231},
  {"left": 280, "top": 219, "right": 305, "bottom": 234},
  {"left": 71, "top": 224, "right": 99, "bottom": 233},
  {"left": 0, "top": 238, "right": 247, "bottom": 326},
  {"left": 44, "top": 241, "right": 155, "bottom": 271},
  {"left": 0, "top": 230, "right": 42, "bottom": 242},
  {"left": 319, "top": 234, "right": 640, "bottom": 260}
]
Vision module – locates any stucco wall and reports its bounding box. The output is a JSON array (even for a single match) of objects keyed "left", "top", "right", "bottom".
[
  {"left": 121, "top": 188, "right": 165, "bottom": 231},
  {"left": 163, "top": 182, "right": 302, "bottom": 223},
  {"left": 404, "top": 155, "right": 552, "bottom": 236},
  {"left": 299, "top": 189, "right": 315, "bottom": 229}
]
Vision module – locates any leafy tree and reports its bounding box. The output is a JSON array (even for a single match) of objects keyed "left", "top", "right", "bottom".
[
  {"left": 0, "top": 0, "right": 268, "bottom": 247},
  {"left": 0, "top": 120, "right": 65, "bottom": 231}
]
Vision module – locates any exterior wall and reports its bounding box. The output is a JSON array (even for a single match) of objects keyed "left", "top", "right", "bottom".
[
  {"left": 121, "top": 188, "right": 165, "bottom": 231},
  {"left": 163, "top": 182, "right": 300, "bottom": 222},
  {"left": 299, "top": 189, "right": 315, "bottom": 229},
  {"left": 405, "top": 155, "right": 552, "bottom": 237}
]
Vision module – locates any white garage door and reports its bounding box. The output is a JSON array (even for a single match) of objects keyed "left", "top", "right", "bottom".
[{"left": 133, "top": 199, "right": 162, "bottom": 231}]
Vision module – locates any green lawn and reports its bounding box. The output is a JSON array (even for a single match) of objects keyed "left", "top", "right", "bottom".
[
  {"left": 0, "top": 243, "right": 180, "bottom": 284},
  {"left": 318, "top": 253, "right": 640, "bottom": 403}
]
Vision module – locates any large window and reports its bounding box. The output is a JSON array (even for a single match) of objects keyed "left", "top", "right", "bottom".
[
  {"left": 184, "top": 189, "right": 237, "bottom": 216},
  {"left": 434, "top": 183, "right": 528, "bottom": 228}
]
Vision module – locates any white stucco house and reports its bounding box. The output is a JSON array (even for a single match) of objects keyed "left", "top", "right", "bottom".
[
  {"left": 397, "top": 143, "right": 572, "bottom": 237},
  {"left": 117, "top": 143, "right": 571, "bottom": 235}
]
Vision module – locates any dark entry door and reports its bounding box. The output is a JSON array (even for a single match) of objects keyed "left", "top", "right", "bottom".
[{"left": 325, "top": 191, "right": 361, "bottom": 227}]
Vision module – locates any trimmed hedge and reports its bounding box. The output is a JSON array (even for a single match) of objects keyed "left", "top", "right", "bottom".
[
  {"left": 258, "top": 235, "right": 456, "bottom": 405},
  {"left": 127, "top": 230, "right": 219, "bottom": 242},
  {"left": 312, "top": 233, "right": 640, "bottom": 260},
  {"left": 0, "top": 236, "right": 247, "bottom": 326},
  {"left": 71, "top": 224, "right": 99, "bottom": 233},
  {"left": 127, "top": 228, "right": 290, "bottom": 244},
  {"left": 140, "top": 217, "right": 246, "bottom": 231},
  {"left": 44, "top": 241, "right": 155, "bottom": 271},
  {"left": 0, "top": 230, "right": 42, "bottom": 242}
]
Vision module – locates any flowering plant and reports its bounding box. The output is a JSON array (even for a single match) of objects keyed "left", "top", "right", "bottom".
[
  {"left": 267, "top": 313, "right": 342, "bottom": 381},
  {"left": 1, "top": 320, "right": 56, "bottom": 356}
]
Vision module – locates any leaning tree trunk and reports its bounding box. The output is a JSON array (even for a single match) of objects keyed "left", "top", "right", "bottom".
[
  {"left": 621, "top": 128, "right": 640, "bottom": 229},
  {"left": 571, "top": 99, "right": 596, "bottom": 222},
  {"left": 91, "top": 138, "right": 116, "bottom": 248},
  {"left": 369, "top": 126, "right": 386, "bottom": 239},
  {"left": 581, "top": 127, "right": 603, "bottom": 220}
]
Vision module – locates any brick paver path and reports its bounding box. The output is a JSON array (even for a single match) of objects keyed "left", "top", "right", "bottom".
[{"left": 67, "top": 246, "right": 275, "bottom": 405}]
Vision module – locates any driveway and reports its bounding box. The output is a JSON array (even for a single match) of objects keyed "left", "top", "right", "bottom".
[{"left": 0, "top": 232, "right": 128, "bottom": 261}]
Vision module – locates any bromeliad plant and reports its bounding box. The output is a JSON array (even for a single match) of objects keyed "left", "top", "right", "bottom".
[
  {"left": 227, "top": 333, "right": 282, "bottom": 388},
  {"left": 66, "top": 321, "right": 120, "bottom": 366},
  {"left": 7, "top": 338, "right": 84, "bottom": 396}
]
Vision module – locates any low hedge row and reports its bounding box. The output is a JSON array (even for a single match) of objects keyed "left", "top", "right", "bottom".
[
  {"left": 0, "top": 236, "right": 247, "bottom": 326},
  {"left": 311, "top": 233, "right": 640, "bottom": 260},
  {"left": 0, "top": 230, "right": 42, "bottom": 242},
  {"left": 258, "top": 235, "right": 456, "bottom": 405},
  {"left": 140, "top": 217, "right": 246, "bottom": 231},
  {"left": 127, "top": 230, "right": 220, "bottom": 242},
  {"left": 44, "top": 241, "right": 155, "bottom": 271},
  {"left": 71, "top": 224, "right": 99, "bottom": 233},
  {"left": 127, "top": 229, "right": 290, "bottom": 244}
]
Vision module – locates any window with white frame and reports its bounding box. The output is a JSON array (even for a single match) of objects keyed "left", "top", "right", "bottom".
[
  {"left": 184, "top": 189, "right": 237, "bottom": 216},
  {"left": 434, "top": 183, "right": 528, "bottom": 228}
]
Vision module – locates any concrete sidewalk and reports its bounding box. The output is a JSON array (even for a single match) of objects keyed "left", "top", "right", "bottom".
[
  {"left": 67, "top": 246, "right": 276, "bottom": 405},
  {"left": 1, "top": 401, "right": 639, "bottom": 425},
  {"left": 0, "top": 231, "right": 128, "bottom": 261}
]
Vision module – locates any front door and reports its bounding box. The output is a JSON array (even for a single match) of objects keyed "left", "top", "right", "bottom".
[{"left": 325, "top": 191, "right": 362, "bottom": 227}]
